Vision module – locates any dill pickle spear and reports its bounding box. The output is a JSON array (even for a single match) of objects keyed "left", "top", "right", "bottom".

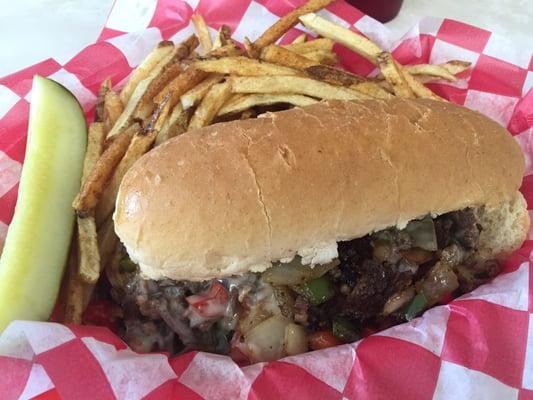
[{"left": 0, "top": 76, "right": 86, "bottom": 331}]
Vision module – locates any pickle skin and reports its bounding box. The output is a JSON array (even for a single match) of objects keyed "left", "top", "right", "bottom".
[{"left": 0, "top": 75, "right": 87, "bottom": 331}]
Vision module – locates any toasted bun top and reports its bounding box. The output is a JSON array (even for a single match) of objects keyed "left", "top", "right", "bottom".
[{"left": 114, "top": 99, "right": 525, "bottom": 281}]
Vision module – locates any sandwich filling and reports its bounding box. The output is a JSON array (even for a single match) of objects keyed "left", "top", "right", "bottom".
[{"left": 112, "top": 207, "right": 500, "bottom": 362}]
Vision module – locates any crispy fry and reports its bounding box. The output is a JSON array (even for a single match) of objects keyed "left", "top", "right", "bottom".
[
  {"left": 77, "top": 216, "right": 100, "bottom": 284},
  {"left": 189, "top": 81, "right": 233, "bottom": 129},
  {"left": 64, "top": 242, "right": 84, "bottom": 324},
  {"left": 299, "top": 13, "right": 382, "bottom": 64},
  {"left": 119, "top": 41, "right": 174, "bottom": 106},
  {"left": 405, "top": 60, "right": 471, "bottom": 83},
  {"left": 94, "top": 125, "right": 142, "bottom": 224},
  {"left": 300, "top": 49, "right": 338, "bottom": 65},
  {"left": 194, "top": 56, "right": 299, "bottom": 76},
  {"left": 132, "top": 62, "right": 181, "bottom": 120},
  {"left": 350, "top": 81, "right": 393, "bottom": 99},
  {"left": 95, "top": 78, "right": 111, "bottom": 122},
  {"left": 283, "top": 38, "right": 334, "bottom": 53},
  {"left": 97, "top": 101, "right": 171, "bottom": 224},
  {"left": 63, "top": 266, "right": 84, "bottom": 324},
  {"left": 155, "top": 103, "right": 191, "bottom": 146},
  {"left": 81, "top": 123, "right": 106, "bottom": 183},
  {"left": 109, "top": 36, "right": 197, "bottom": 137},
  {"left": 260, "top": 45, "right": 317, "bottom": 70},
  {"left": 376, "top": 62, "right": 465, "bottom": 83},
  {"left": 82, "top": 282, "right": 103, "bottom": 311},
  {"left": 73, "top": 125, "right": 135, "bottom": 215},
  {"left": 192, "top": 14, "right": 213, "bottom": 54},
  {"left": 218, "top": 93, "right": 318, "bottom": 116},
  {"left": 292, "top": 33, "right": 307, "bottom": 44},
  {"left": 181, "top": 74, "right": 224, "bottom": 110},
  {"left": 376, "top": 52, "right": 414, "bottom": 98},
  {"left": 230, "top": 76, "right": 369, "bottom": 100},
  {"left": 134, "top": 100, "right": 155, "bottom": 122},
  {"left": 145, "top": 94, "right": 173, "bottom": 133},
  {"left": 398, "top": 62, "right": 444, "bottom": 100},
  {"left": 412, "top": 74, "right": 437, "bottom": 84},
  {"left": 439, "top": 60, "right": 471, "bottom": 75},
  {"left": 200, "top": 43, "right": 242, "bottom": 59},
  {"left": 305, "top": 64, "right": 365, "bottom": 86},
  {"left": 103, "top": 89, "right": 123, "bottom": 134},
  {"left": 76, "top": 122, "right": 106, "bottom": 284},
  {"left": 155, "top": 67, "right": 209, "bottom": 107},
  {"left": 251, "top": 0, "right": 334, "bottom": 56},
  {"left": 213, "top": 25, "right": 232, "bottom": 49},
  {"left": 405, "top": 64, "right": 457, "bottom": 81}
]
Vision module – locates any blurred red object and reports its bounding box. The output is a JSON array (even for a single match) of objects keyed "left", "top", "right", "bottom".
[{"left": 347, "top": 0, "right": 404, "bottom": 23}]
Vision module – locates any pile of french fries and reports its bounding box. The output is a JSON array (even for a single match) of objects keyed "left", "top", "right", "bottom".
[{"left": 62, "top": 0, "right": 471, "bottom": 323}]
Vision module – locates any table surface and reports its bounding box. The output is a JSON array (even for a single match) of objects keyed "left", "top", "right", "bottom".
[{"left": 0, "top": 0, "right": 531, "bottom": 77}]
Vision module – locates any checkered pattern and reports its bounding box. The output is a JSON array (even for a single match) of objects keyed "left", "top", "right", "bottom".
[
  {"left": 2, "top": 261, "right": 533, "bottom": 400},
  {"left": 0, "top": 0, "right": 532, "bottom": 398}
]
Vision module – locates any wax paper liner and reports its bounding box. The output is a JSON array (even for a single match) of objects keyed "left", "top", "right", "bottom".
[{"left": 0, "top": 1, "right": 533, "bottom": 399}]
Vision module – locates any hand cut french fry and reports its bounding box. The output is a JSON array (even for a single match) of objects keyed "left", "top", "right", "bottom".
[
  {"left": 283, "top": 38, "right": 334, "bottom": 53},
  {"left": 95, "top": 125, "right": 143, "bottom": 224},
  {"left": 181, "top": 74, "right": 224, "bottom": 110},
  {"left": 95, "top": 78, "right": 111, "bottom": 123},
  {"left": 439, "top": 60, "right": 471, "bottom": 75},
  {"left": 376, "top": 61, "right": 469, "bottom": 82},
  {"left": 376, "top": 52, "right": 414, "bottom": 98},
  {"left": 260, "top": 45, "right": 317, "bottom": 70},
  {"left": 145, "top": 94, "right": 173, "bottom": 134},
  {"left": 155, "top": 103, "right": 191, "bottom": 146},
  {"left": 213, "top": 25, "right": 232, "bottom": 49},
  {"left": 103, "top": 88, "right": 124, "bottom": 134},
  {"left": 189, "top": 81, "right": 233, "bottom": 129},
  {"left": 63, "top": 243, "right": 84, "bottom": 324},
  {"left": 155, "top": 67, "right": 209, "bottom": 108},
  {"left": 299, "top": 13, "right": 382, "bottom": 64},
  {"left": 192, "top": 14, "right": 213, "bottom": 54},
  {"left": 250, "top": 0, "right": 334, "bottom": 57},
  {"left": 218, "top": 93, "right": 318, "bottom": 116},
  {"left": 405, "top": 64, "right": 457, "bottom": 81},
  {"left": 350, "top": 81, "right": 393, "bottom": 99},
  {"left": 73, "top": 125, "right": 135, "bottom": 215},
  {"left": 194, "top": 56, "right": 299, "bottom": 76},
  {"left": 75, "top": 121, "right": 107, "bottom": 284},
  {"left": 108, "top": 36, "right": 198, "bottom": 137},
  {"left": 81, "top": 123, "right": 106, "bottom": 183},
  {"left": 398, "top": 62, "right": 444, "bottom": 100},
  {"left": 131, "top": 62, "right": 180, "bottom": 120},
  {"left": 97, "top": 101, "right": 171, "bottom": 224},
  {"left": 230, "top": 75, "right": 370, "bottom": 100},
  {"left": 77, "top": 216, "right": 100, "bottom": 284},
  {"left": 200, "top": 43, "right": 242, "bottom": 59},
  {"left": 292, "top": 33, "right": 307, "bottom": 44},
  {"left": 305, "top": 64, "right": 365, "bottom": 86},
  {"left": 301, "top": 49, "right": 338, "bottom": 65},
  {"left": 404, "top": 60, "right": 471, "bottom": 83},
  {"left": 119, "top": 41, "right": 174, "bottom": 106}
]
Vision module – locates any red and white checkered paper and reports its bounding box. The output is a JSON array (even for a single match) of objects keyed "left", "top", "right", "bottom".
[{"left": 1, "top": 0, "right": 533, "bottom": 399}]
